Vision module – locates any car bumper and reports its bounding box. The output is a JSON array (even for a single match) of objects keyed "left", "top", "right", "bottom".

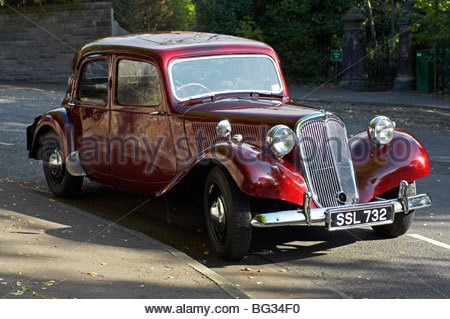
[{"left": 251, "top": 181, "right": 432, "bottom": 228}]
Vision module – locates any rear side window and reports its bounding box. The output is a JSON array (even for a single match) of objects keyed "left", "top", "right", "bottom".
[
  {"left": 78, "top": 59, "right": 109, "bottom": 105},
  {"left": 116, "top": 59, "right": 161, "bottom": 106}
]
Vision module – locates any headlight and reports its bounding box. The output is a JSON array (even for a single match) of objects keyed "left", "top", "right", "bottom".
[
  {"left": 266, "top": 125, "right": 296, "bottom": 157},
  {"left": 368, "top": 116, "right": 395, "bottom": 145}
]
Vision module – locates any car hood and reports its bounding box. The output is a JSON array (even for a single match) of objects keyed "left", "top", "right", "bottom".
[{"left": 183, "top": 98, "right": 318, "bottom": 129}]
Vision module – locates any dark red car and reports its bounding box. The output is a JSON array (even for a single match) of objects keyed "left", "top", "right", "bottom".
[{"left": 27, "top": 32, "right": 431, "bottom": 260}]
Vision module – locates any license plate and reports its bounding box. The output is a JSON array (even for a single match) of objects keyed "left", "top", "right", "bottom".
[{"left": 327, "top": 204, "right": 394, "bottom": 231}]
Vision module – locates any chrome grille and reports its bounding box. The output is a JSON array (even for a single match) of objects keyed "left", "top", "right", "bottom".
[{"left": 296, "top": 113, "right": 359, "bottom": 207}]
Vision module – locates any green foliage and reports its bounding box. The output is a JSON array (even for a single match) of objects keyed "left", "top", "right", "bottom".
[
  {"left": 195, "top": 0, "right": 354, "bottom": 83},
  {"left": 194, "top": 0, "right": 253, "bottom": 35},
  {"left": 113, "top": 0, "right": 195, "bottom": 32},
  {"left": 1, "top": 0, "right": 196, "bottom": 33},
  {"left": 410, "top": 0, "right": 450, "bottom": 46},
  {"left": 0, "top": 0, "right": 77, "bottom": 6}
]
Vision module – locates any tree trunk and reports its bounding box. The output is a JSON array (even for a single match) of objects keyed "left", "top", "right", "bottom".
[{"left": 365, "top": 0, "right": 377, "bottom": 47}]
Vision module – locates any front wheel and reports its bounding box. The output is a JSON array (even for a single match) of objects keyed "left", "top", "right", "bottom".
[
  {"left": 372, "top": 181, "right": 416, "bottom": 237},
  {"left": 204, "top": 167, "right": 252, "bottom": 260},
  {"left": 41, "top": 132, "right": 83, "bottom": 198}
]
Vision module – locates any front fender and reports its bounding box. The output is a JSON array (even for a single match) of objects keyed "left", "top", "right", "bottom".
[
  {"left": 30, "top": 107, "right": 76, "bottom": 159},
  {"left": 350, "top": 129, "right": 430, "bottom": 202},
  {"left": 161, "top": 142, "right": 309, "bottom": 206}
]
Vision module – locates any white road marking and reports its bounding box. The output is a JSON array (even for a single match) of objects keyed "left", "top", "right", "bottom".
[
  {"left": 0, "top": 142, "right": 14, "bottom": 146},
  {"left": 408, "top": 234, "right": 450, "bottom": 250}
]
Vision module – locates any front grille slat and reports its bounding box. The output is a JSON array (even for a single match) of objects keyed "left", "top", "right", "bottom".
[{"left": 297, "top": 114, "right": 358, "bottom": 207}]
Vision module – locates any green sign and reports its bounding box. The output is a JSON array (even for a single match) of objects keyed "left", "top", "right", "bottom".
[{"left": 331, "top": 50, "right": 343, "bottom": 62}]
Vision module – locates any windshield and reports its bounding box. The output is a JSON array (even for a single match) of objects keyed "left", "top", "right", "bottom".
[{"left": 169, "top": 54, "right": 283, "bottom": 101}]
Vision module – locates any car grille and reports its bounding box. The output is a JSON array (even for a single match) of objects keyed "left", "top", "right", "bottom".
[{"left": 296, "top": 113, "right": 359, "bottom": 207}]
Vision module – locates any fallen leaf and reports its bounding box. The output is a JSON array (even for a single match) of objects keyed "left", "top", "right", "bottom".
[
  {"left": 256, "top": 282, "right": 262, "bottom": 285},
  {"left": 86, "top": 272, "right": 97, "bottom": 277},
  {"left": 36, "top": 239, "right": 44, "bottom": 242},
  {"left": 240, "top": 267, "right": 252, "bottom": 272},
  {"left": 42, "top": 281, "right": 55, "bottom": 287},
  {"left": 203, "top": 250, "right": 210, "bottom": 255},
  {"left": 100, "top": 263, "right": 107, "bottom": 266},
  {"left": 9, "top": 290, "right": 23, "bottom": 296}
]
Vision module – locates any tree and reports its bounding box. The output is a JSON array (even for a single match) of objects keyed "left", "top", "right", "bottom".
[{"left": 113, "top": 0, "right": 195, "bottom": 32}]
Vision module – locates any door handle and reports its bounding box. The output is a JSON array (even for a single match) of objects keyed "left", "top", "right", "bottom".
[{"left": 149, "top": 110, "right": 167, "bottom": 115}]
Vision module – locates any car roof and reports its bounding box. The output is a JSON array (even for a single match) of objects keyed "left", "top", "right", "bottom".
[{"left": 72, "top": 32, "right": 275, "bottom": 71}]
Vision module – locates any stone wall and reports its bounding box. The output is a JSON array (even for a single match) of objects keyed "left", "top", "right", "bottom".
[{"left": 0, "top": 2, "right": 127, "bottom": 83}]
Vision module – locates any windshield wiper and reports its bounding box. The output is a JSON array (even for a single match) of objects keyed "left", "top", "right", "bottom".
[
  {"left": 180, "top": 94, "right": 216, "bottom": 106},
  {"left": 238, "top": 91, "right": 285, "bottom": 100}
]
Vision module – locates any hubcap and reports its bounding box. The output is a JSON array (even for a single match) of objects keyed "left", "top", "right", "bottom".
[
  {"left": 48, "top": 149, "right": 63, "bottom": 177},
  {"left": 209, "top": 185, "right": 227, "bottom": 243}
]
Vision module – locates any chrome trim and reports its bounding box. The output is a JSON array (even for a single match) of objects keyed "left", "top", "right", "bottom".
[
  {"left": 232, "top": 134, "right": 243, "bottom": 143},
  {"left": 168, "top": 54, "right": 285, "bottom": 102},
  {"left": 368, "top": 115, "right": 396, "bottom": 145},
  {"left": 216, "top": 120, "right": 232, "bottom": 138},
  {"left": 294, "top": 112, "right": 359, "bottom": 207},
  {"left": 65, "top": 151, "right": 87, "bottom": 177},
  {"left": 251, "top": 193, "right": 432, "bottom": 228},
  {"left": 399, "top": 180, "right": 409, "bottom": 214},
  {"left": 302, "top": 191, "right": 312, "bottom": 225},
  {"left": 265, "top": 124, "right": 296, "bottom": 157}
]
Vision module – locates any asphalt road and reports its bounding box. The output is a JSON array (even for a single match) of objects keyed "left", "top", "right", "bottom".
[{"left": 0, "top": 86, "right": 448, "bottom": 298}]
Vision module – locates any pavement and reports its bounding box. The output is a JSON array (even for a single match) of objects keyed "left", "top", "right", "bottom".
[
  {"left": 0, "top": 179, "right": 245, "bottom": 299},
  {"left": 288, "top": 86, "right": 450, "bottom": 110}
]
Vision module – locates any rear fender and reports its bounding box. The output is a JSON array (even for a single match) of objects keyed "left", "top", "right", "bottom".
[
  {"left": 30, "top": 107, "right": 76, "bottom": 159},
  {"left": 350, "top": 129, "right": 430, "bottom": 202}
]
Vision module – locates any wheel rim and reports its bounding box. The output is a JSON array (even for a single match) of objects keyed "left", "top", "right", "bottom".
[
  {"left": 208, "top": 185, "right": 227, "bottom": 245},
  {"left": 47, "top": 149, "right": 64, "bottom": 183}
]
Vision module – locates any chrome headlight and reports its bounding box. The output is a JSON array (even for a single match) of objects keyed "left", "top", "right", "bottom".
[
  {"left": 266, "top": 125, "right": 296, "bottom": 157},
  {"left": 368, "top": 116, "right": 395, "bottom": 145},
  {"left": 216, "top": 120, "right": 231, "bottom": 138}
]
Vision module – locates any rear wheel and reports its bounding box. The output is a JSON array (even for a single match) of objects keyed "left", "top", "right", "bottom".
[
  {"left": 41, "top": 132, "right": 83, "bottom": 198},
  {"left": 372, "top": 181, "right": 416, "bottom": 237},
  {"left": 204, "top": 167, "right": 252, "bottom": 260}
]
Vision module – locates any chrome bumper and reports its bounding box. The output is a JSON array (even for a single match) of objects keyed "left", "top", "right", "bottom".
[{"left": 251, "top": 181, "right": 432, "bottom": 228}]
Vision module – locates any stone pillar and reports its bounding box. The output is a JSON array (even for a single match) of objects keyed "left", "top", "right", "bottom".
[
  {"left": 339, "top": 7, "right": 368, "bottom": 91},
  {"left": 394, "top": 1, "right": 416, "bottom": 90}
]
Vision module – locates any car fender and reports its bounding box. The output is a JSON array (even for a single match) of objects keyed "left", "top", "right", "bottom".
[
  {"left": 350, "top": 129, "right": 430, "bottom": 203},
  {"left": 159, "top": 141, "right": 310, "bottom": 206},
  {"left": 29, "top": 107, "right": 76, "bottom": 160}
]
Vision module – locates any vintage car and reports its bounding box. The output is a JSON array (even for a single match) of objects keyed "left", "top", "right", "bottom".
[{"left": 27, "top": 32, "right": 432, "bottom": 260}]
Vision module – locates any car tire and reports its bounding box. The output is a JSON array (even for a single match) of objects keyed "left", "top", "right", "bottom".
[
  {"left": 372, "top": 182, "right": 416, "bottom": 238},
  {"left": 41, "top": 132, "right": 83, "bottom": 198},
  {"left": 204, "top": 167, "right": 252, "bottom": 260}
]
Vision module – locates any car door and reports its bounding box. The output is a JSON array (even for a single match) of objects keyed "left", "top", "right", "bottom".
[
  {"left": 73, "top": 55, "right": 111, "bottom": 174},
  {"left": 109, "top": 55, "right": 177, "bottom": 189}
]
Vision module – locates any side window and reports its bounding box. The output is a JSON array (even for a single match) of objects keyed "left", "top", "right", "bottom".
[
  {"left": 116, "top": 59, "right": 162, "bottom": 106},
  {"left": 78, "top": 59, "right": 109, "bottom": 105}
]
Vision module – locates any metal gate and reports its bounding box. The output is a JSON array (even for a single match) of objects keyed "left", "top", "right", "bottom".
[{"left": 366, "top": 45, "right": 396, "bottom": 91}]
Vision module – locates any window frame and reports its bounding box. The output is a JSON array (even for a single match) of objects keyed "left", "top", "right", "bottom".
[
  {"left": 114, "top": 56, "right": 163, "bottom": 108},
  {"left": 168, "top": 54, "right": 285, "bottom": 102},
  {"left": 76, "top": 55, "right": 111, "bottom": 107}
]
